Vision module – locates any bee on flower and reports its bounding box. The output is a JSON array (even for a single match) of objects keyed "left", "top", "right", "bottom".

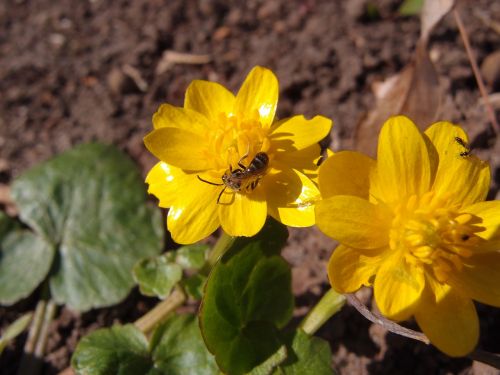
[
  {"left": 144, "top": 66, "right": 332, "bottom": 244},
  {"left": 315, "top": 116, "right": 500, "bottom": 356}
]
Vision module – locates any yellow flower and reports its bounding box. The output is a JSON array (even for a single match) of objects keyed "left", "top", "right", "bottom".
[
  {"left": 144, "top": 66, "right": 332, "bottom": 244},
  {"left": 316, "top": 116, "right": 500, "bottom": 356}
]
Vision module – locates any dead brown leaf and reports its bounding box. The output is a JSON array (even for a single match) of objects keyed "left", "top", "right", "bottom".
[
  {"left": 353, "top": 0, "right": 454, "bottom": 157},
  {"left": 420, "top": 0, "right": 456, "bottom": 44},
  {"left": 354, "top": 42, "right": 442, "bottom": 157}
]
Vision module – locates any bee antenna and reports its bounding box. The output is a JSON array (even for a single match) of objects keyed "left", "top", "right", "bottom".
[{"left": 197, "top": 175, "right": 224, "bottom": 186}]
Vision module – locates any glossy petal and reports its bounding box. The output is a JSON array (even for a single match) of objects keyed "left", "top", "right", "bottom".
[
  {"left": 315, "top": 196, "right": 392, "bottom": 250},
  {"left": 374, "top": 251, "right": 425, "bottom": 321},
  {"left": 152, "top": 103, "right": 209, "bottom": 133},
  {"left": 318, "top": 151, "right": 375, "bottom": 199},
  {"left": 184, "top": 80, "right": 235, "bottom": 121},
  {"left": 234, "top": 66, "right": 278, "bottom": 127},
  {"left": 415, "top": 282, "right": 478, "bottom": 357},
  {"left": 218, "top": 188, "right": 267, "bottom": 237},
  {"left": 372, "top": 116, "right": 431, "bottom": 206},
  {"left": 426, "top": 122, "right": 490, "bottom": 207},
  {"left": 328, "top": 245, "right": 384, "bottom": 293},
  {"left": 273, "top": 144, "right": 321, "bottom": 181},
  {"left": 145, "top": 162, "right": 193, "bottom": 208},
  {"left": 460, "top": 200, "right": 500, "bottom": 248},
  {"left": 448, "top": 252, "right": 500, "bottom": 307},
  {"left": 265, "top": 167, "right": 320, "bottom": 227},
  {"left": 167, "top": 180, "right": 220, "bottom": 244},
  {"left": 269, "top": 115, "right": 332, "bottom": 151},
  {"left": 144, "top": 127, "right": 212, "bottom": 170}
]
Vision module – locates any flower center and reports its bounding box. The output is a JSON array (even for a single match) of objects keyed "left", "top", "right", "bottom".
[
  {"left": 205, "top": 112, "right": 271, "bottom": 171},
  {"left": 389, "top": 192, "right": 485, "bottom": 282}
]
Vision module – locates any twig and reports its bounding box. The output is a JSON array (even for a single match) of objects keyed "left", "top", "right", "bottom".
[
  {"left": 347, "top": 293, "right": 500, "bottom": 369},
  {"left": 453, "top": 8, "right": 500, "bottom": 135},
  {"left": 469, "top": 349, "right": 500, "bottom": 369},
  {"left": 345, "top": 294, "right": 430, "bottom": 344}
]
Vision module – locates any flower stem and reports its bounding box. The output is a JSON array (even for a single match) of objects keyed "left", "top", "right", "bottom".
[
  {"left": 17, "top": 283, "right": 57, "bottom": 375},
  {"left": 299, "top": 288, "right": 346, "bottom": 335},
  {"left": 200, "top": 231, "right": 235, "bottom": 275},
  {"left": 134, "top": 288, "right": 186, "bottom": 335}
]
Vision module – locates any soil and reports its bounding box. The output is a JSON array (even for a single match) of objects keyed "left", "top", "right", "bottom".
[{"left": 1, "top": 0, "right": 500, "bottom": 374}]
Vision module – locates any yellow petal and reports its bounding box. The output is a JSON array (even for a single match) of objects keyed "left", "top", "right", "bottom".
[
  {"left": 372, "top": 116, "right": 431, "bottom": 206},
  {"left": 218, "top": 189, "right": 267, "bottom": 237},
  {"left": 448, "top": 252, "right": 500, "bottom": 307},
  {"left": 152, "top": 103, "right": 209, "bottom": 133},
  {"left": 426, "top": 122, "right": 490, "bottom": 207},
  {"left": 328, "top": 245, "right": 384, "bottom": 293},
  {"left": 315, "top": 195, "right": 392, "bottom": 250},
  {"left": 269, "top": 115, "right": 332, "bottom": 151},
  {"left": 460, "top": 201, "right": 500, "bottom": 246},
  {"left": 415, "top": 283, "right": 478, "bottom": 357},
  {"left": 167, "top": 179, "right": 221, "bottom": 244},
  {"left": 273, "top": 144, "right": 321, "bottom": 182},
  {"left": 318, "top": 151, "right": 375, "bottom": 199},
  {"left": 144, "top": 127, "right": 213, "bottom": 170},
  {"left": 264, "top": 167, "right": 320, "bottom": 227},
  {"left": 184, "top": 80, "right": 235, "bottom": 121},
  {"left": 374, "top": 251, "right": 425, "bottom": 321},
  {"left": 234, "top": 66, "right": 278, "bottom": 127},
  {"left": 145, "top": 162, "right": 193, "bottom": 208}
]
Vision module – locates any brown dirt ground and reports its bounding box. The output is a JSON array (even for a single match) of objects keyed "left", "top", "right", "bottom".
[{"left": 1, "top": 0, "right": 500, "bottom": 374}]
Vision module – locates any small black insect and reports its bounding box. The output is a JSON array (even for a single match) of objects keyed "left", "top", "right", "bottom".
[
  {"left": 455, "top": 136, "right": 471, "bottom": 158},
  {"left": 197, "top": 152, "right": 269, "bottom": 204}
]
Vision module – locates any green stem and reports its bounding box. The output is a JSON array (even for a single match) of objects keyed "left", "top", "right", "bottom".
[
  {"left": 17, "top": 283, "right": 56, "bottom": 375},
  {"left": 134, "top": 288, "right": 186, "bottom": 335},
  {"left": 299, "top": 288, "right": 346, "bottom": 335},
  {"left": 200, "top": 231, "right": 235, "bottom": 275}
]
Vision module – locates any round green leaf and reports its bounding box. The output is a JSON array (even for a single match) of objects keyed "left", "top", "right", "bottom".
[
  {"left": 150, "top": 314, "right": 217, "bottom": 375},
  {"left": 175, "top": 244, "right": 209, "bottom": 270},
  {"left": 133, "top": 254, "right": 183, "bottom": 299},
  {"left": 181, "top": 273, "right": 206, "bottom": 300},
  {"left": 10, "top": 143, "right": 163, "bottom": 311},
  {"left": 200, "top": 219, "right": 292, "bottom": 375},
  {"left": 0, "top": 230, "right": 54, "bottom": 305},
  {"left": 71, "top": 324, "right": 159, "bottom": 375},
  {"left": 276, "top": 330, "right": 333, "bottom": 375}
]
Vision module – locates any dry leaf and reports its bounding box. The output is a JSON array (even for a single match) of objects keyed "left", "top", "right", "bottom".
[
  {"left": 354, "top": 43, "right": 441, "bottom": 157},
  {"left": 354, "top": 0, "right": 454, "bottom": 156},
  {"left": 421, "top": 0, "right": 456, "bottom": 44}
]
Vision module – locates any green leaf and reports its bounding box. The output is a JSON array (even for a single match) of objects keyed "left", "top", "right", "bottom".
[
  {"left": 0, "top": 229, "right": 55, "bottom": 304},
  {"left": 200, "top": 219, "right": 292, "bottom": 375},
  {"left": 150, "top": 314, "right": 218, "bottom": 374},
  {"left": 398, "top": 0, "right": 424, "bottom": 16},
  {"left": 275, "top": 330, "right": 333, "bottom": 375},
  {"left": 10, "top": 143, "right": 163, "bottom": 311},
  {"left": 71, "top": 324, "right": 159, "bottom": 375},
  {"left": 182, "top": 273, "right": 206, "bottom": 300},
  {"left": 133, "top": 254, "right": 183, "bottom": 299},
  {"left": 72, "top": 315, "right": 217, "bottom": 375},
  {"left": 0, "top": 312, "right": 33, "bottom": 354},
  {"left": 0, "top": 211, "right": 17, "bottom": 237},
  {"left": 175, "top": 244, "right": 209, "bottom": 270}
]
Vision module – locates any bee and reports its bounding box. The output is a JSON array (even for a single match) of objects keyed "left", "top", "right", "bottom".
[
  {"left": 455, "top": 136, "right": 471, "bottom": 158},
  {"left": 197, "top": 152, "right": 269, "bottom": 204}
]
